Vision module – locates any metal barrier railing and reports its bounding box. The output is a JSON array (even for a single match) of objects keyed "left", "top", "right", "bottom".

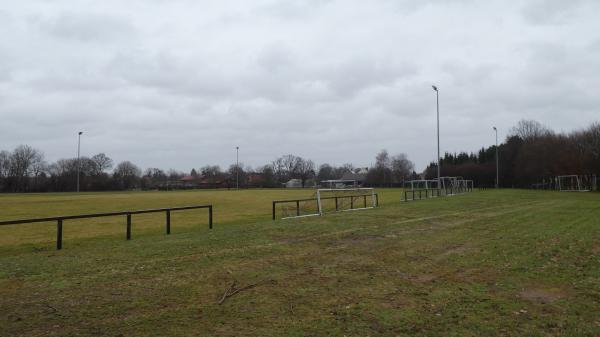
[
  {"left": 0, "top": 205, "right": 213, "bottom": 250},
  {"left": 403, "top": 186, "right": 474, "bottom": 201}
]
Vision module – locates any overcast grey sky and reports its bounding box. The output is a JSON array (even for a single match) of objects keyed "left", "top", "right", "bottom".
[{"left": 1, "top": 0, "right": 599, "bottom": 172}]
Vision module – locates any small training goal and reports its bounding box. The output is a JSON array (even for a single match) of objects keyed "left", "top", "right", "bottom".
[
  {"left": 273, "top": 187, "right": 378, "bottom": 220},
  {"left": 557, "top": 175, "right": 589, "bottom": 192},
  {"left": 316, "top": 188, "right": 377, "bottom": 215}
]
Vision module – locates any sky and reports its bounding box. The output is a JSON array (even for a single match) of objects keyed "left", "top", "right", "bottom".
[{"left": 1, "top": 0, "right": 599, "bottom": 172}]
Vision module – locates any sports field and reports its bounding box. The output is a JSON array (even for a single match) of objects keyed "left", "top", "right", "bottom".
[{"left": 1, "top": 189, "right": 599, "bottom": 336}]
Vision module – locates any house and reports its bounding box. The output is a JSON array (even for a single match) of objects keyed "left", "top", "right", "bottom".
[
  {"left": 284, "top": 178, "right": 316, "bottom": 188},
  {"left": 284, "top": 179, "right": 303, "bottom": 188},
  {"left": 247, "top": 173, "right": 265, "bottom": 187},
  {"left": 340, "top": 168, "right": 368, "bottom": 186},
  {"left": 178, "top": 175, "right": 227, "bottom": 189},
  {"left": 180, "top": 175, "right": 199, "bottom": 188}
]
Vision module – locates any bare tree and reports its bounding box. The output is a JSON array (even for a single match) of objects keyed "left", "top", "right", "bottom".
[
  {"left": 0, "top": 150, "right": 10, "bottom": 190},
  {"left": 317, "top": 164, "right": 334, "bottom": 182},
  {"left": 142, "top": 168, "right": 167, "bottom": 189},
  {"left": 200, "top": 165, "right": 223, "bottom": 185},
  {"left": 391, "top": 153, "right": 414, "bottom": 182},
  {"left": 113, "top": 161, "right": 141, "bottom": 190},
  {"left": 272, "top": 154, "right": 300, "bottom": 183},
  {"left": 256, "top": 165, "right": 277, "bottom": 187},
  {"left": 8, "top": 145, "right": 44, "bottom": 191},
  {"left": 296, "top": 158, "right": 315, "bottom": 187},
  {"left": 367, "top": 149, "right": 392, "bottom": 186},
  {"left": 510, "top": 120, "right": 552, "bottom": 142},
  {"left": 0, "top": 150, "right": 10, "bottom": 179},
  {"left": 91, "top": 153, "right": 113, "bottom": 175},
  {"left": 228, "top": 163, "right": 247, "bottom": 186},
  {"left": 375, "top": 149, "right": 390, "bottom": 169}
]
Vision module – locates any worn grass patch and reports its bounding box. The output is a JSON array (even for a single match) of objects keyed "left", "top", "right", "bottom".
[{"left": 0, "top": 189, "right": 599, "bottom": 336}]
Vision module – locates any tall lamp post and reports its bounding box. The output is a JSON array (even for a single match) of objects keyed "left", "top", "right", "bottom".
[
  {"left": 76, "top": 131, "right": 83, "bottom": 192},
  {"left": 236, "top": 146, "right": 239, "bottom": 189},
  {"left": 493, "top": 127, "right": 499, "bottom": 188},
  {"left": 432, "top": 85, "right": 440, "bottom": 185}
]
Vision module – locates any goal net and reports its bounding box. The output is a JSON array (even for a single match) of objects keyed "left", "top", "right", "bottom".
[
  {"left": 438, "top": 176, "right": 474, "bottom": 195},
  {"left": 278, "top": 195, "right": 321, "bottom": 219},
  {"left": 276, "top": 187, "right": 377, "bottom": 220},
  {"left": 557, "top": 175, "right": 589, "bottom": 192},
  {"left": 320, "top": 179, "right": 359, "bottom": 189},
  {"left": 405, "top": 179, "right": 439, "bottom": 190},
  {"left": 316, "top": 188, "right": 377, "bottom": 215}
]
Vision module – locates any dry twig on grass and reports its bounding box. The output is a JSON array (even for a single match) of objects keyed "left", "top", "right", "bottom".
[{"left": 218, "top": 279, "right": 275, "bottom": 305}]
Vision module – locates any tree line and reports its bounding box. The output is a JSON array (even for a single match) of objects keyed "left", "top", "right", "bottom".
[
  {"left": 424, "top": 120, "right": 600, "bottom": 188},
  {"left": 0, "top": 145, "right": 415, "bottom": 192}
]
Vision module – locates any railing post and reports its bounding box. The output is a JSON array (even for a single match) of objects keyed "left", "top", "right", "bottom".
[
  {"left": 335, "top": 197, "right": 338, "bottom": 211},
  {"left": 412, "top": 190, "right": 415, "bottom": 200},
  {"left": 126, "top": 214, "right": 132, "bottom": 240},
  {"left": 350, "top": 196, "right": 354, "bottom": 209},
  {"left": 272, "top": 201, "right": 276, "bottom": 220},
  {"left": 375, "top": 193, "right": 379, "bottom": 206},
  {"left": 296, "top": 200, "right": 300, "bottom": 216},
  {"left": 208, "top": 206, "right": 213, "bottom": 229},
  {"left": 166, "top": 209, "right": 171, "bottom": 234},
  {"left": 363, "top": 195, "right": 367, "bottom": 208},
  {"left": 56, "top": 219, "right": 63, "bottom": 250}
]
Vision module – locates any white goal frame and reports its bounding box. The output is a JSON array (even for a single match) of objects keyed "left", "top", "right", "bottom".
[
  {"left": 406, "top": 179, "right": 439, "bottom": 190},
  {"left": 557, "top": 175, "right": 589, "bottom": 192},
  {"left": 316, "top": 188, "right": 377, "bottom": 215},
  {"left": 320, "top": 179, "right": 358, "bottom": 189}
]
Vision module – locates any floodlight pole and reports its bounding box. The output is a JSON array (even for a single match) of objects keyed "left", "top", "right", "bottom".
[
  {"left": 493, "top": 127, "right": 499, "bottom": 188},
  {"left": 76, "top": 131, "right": 83, "bottom": 192},
  {"left": 236, "top": 146, "right": 239, "bottom": 189},
  {"left": 432, "top": 85, "right": 440, "bottom": 184}
]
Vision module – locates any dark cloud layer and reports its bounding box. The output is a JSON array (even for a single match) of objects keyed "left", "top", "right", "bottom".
[{"left": 1, "top": 0, "right": 599, "bottom": 171}]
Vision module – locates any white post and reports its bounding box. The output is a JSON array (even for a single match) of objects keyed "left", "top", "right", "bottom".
[
  {"left": 235, "top": 146, "right": 239, "bottom": 189},
  {"left": 76, "top": 131, "right": 83, "bottom": 192},
  {"left": 371, "top": 189, "right": 376, "bottom": 207},
  {"left": 316, "top": 190, "right": 323, "bottom": 215}
]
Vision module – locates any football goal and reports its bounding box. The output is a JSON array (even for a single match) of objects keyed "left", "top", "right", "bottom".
[
  {"left": 320, "top": 179, "right": 359, "bottom": 189},
  {"left": 273, "top": 187, "right": 378, "bottom": 220},
  {"left": 438, "top": 176, "right": 474, "bottom": 195},
  {"left": 405, "top": 179, "right": 439, "bottom": 190},
  {"left": 316, "top": 188, "right": 377, "bottom": 215},
  {"left": 557, "top": 175, "right": 589, "bottom": 192}
]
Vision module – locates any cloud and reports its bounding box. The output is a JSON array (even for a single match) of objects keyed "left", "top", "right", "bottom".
[
  {"left": 0, "top": 0, "right": 599, "bottom": 172},
  {"left": 521, "top": 0, "right": 599, "bottom": 25},
  {"left": 40, "top": 11, "right": 136, "bottom": 42}
]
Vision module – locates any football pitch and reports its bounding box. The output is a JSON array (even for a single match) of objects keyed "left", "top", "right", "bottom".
[{"left": 1, "top": 189, "right": 598, "bottom": 336}]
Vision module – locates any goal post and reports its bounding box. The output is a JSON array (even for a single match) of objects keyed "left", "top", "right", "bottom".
[
  {"left": 273, "top": 187, "right": 378, "bottom": 220},
  {"left": 320, "top": 179, "right": 359, "bottom": 189},
  {"left": 557, "top": 175, "right": 589, "bottom": 192},
  {"left": 316, "top": 188, "right": 377, "bottom": 215}
]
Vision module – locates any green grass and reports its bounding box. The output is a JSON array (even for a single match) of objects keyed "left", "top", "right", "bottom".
[{"left": 0, "top": 189, "right": 599, "bottom": 336}]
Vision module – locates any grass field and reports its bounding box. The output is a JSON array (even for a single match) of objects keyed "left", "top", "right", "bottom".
[{"left": 1, "top": 189, "right": 599, "bottom": 336}]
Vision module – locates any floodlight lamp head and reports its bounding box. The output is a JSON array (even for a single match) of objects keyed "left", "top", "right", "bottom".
[
  {"left": 78, "top": 131, "right": 83, "bottom": 135},
  {"left": 432, "top": 85, "right": 438, "bottom": 91},
  {"left": 493, "top": 127, "right": 497, "bottom": 131}
]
